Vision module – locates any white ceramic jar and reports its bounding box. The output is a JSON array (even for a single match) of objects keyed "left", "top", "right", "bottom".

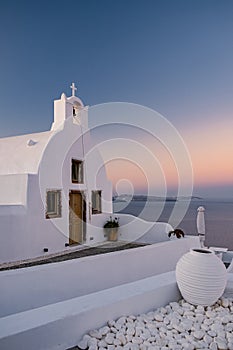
[{"left": 176, "top": 248, "right": 227, "bottom": 306}]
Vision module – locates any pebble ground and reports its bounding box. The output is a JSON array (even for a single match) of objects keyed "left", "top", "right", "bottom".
[{"left": 76, "top": 297, "right": 233, "bottom": 350}]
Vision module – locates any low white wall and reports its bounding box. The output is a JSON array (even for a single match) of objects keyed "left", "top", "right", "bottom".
[
  {"left": 0, "top": 207, "right": 172, "bottom": 263},
  {"left": 0, "top": 271, "right": 181, "bottom": 350},
  {"left": 87, "top": 212, "right": 173, "bottom": 245},
  {"left": 117, "top": 214, "right": 173, "bottom": 243},
  {"left": 0, "top": 236, "right": 200, "bottom": 317}
]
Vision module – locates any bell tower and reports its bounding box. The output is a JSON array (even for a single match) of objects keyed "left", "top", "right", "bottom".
[{"left": 51, "top": 82, "right": 88, "bottom": 131}]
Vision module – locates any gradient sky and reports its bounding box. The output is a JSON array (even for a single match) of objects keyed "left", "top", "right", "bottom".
[{"left": 0, "top": 0, "right": 233, "bottom": 197}]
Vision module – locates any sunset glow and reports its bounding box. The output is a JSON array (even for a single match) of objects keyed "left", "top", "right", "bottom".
[
  {"left": 183, "top": 119, "right": 233, "bottom": 187},
  {"left": 102, "top": 117, "right": 233, "bottom": 197}
]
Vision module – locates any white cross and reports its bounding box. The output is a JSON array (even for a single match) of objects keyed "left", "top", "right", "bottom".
[{"left": 70, "top": 82, "right": 77, "bottom": 96}]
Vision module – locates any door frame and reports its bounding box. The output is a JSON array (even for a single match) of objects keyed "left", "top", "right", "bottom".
[{"left": 69, "top": 190, "right": 86, "bottom": 245}]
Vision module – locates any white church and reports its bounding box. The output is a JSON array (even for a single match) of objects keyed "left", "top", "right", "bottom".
[
  {"left": 0, "top": 84, "right": 115, "bottom": 263},
  {"left": 0, "top": 84, "right": 172, "bottom": 264}
]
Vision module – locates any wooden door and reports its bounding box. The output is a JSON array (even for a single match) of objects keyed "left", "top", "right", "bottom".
[{"left": 69, "top": 191, "right": 86, "bottom": 245}]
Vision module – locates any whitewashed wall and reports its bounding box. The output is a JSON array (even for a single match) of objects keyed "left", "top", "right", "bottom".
[
  {"left": 0, "top": 271, "right": 181, "bottom": 350},
  {"left": 0, "top": 116, "right": 113, "bottom": 263},
  {"left": 0, "top": 236, "right": 200, "bottom": 317}
]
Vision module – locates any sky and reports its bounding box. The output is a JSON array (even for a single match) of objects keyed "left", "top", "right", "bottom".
[{"left": 0, "top": 0, "right": 233, "bottom": 198}]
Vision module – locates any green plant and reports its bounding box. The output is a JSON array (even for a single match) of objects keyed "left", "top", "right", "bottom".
[
  {"left": 103, "top": 216, "right": 119, "bottom": 228},
  {"left": 168, "top": 228, "right": 185, "bottom": 239}
]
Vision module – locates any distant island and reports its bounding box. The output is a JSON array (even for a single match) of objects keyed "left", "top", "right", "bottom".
[{"left": 113, "top": 194, "right": 203, "bottom": 202}]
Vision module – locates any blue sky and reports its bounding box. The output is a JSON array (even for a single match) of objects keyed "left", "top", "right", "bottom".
[{"left": 0, "top": 0, "right": 233, "bottom": 197}]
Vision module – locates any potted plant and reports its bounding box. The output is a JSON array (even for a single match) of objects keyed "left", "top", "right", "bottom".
[
  {"left": 168, "top": 228, "right": 185, "bottom": 239},
  {"left": 103, "top": 216, "right": 119, "bottom": 241}
]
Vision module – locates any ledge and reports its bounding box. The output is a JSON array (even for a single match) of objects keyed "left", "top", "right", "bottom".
[{"left": 0, "top": 271, "right": 180, "bottom": 350}]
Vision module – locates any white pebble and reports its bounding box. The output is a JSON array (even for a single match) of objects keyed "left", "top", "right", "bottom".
[
  {"left": 132, "top": 337, "right": 143, "bottom": 344},
  {"left": 211, "top": 323, "right": 224, "bottom": 331},
  {"left": 209, "top": 342, "right": 218, "bottom": 350},
  {"left": 126, "top": 334, "right": 132, "bottom": 342},
  {"left": 77, "top": 338, "right": 89, "bottom": 349},
  {"left": 88, "top": 346, "right": 97, "bottom": 350},
  {"left": 203, "top": 334, "right": 213, "bottom": 344},
  {"left": 88, "top": 338, "right": 98, "bottom": 347},
  {"left": 100, "top": 325, "right": 110, "bottom": 336},
  {"left": 141, "top": 332, "right": 151, "bottom": 340},
  {"left": 216, "top": 341, "right": 228, "bottom": 350},
  {"left": 117, "top": 316, "right": 126, "bottom": 324},
  {"left": 221, "top": 298, "right": 229, "bottom": 308},
  {"left": 206, "top": 310, "right": 216, "bottom": 318},
  {"left": 98, "top": 340, "right": 107, "bottom": 347},
  {"left": 89, "top": 329, "right": 102, "bottom": 339},
  {"left": 107, "top": 345, "right": 115, "bottom": 350},
  {"left": 226, "top": 323, "right": 233, "bottom": 331},
  {"left": 196, "top": 314, "right": 205, "bottom": 323},
  {"left": 204, "top": 318, "right": 214, "bottom": 325},
  {"left": 126, "top": 330, "right": 135, "bottom": 338},
  {"left": 154, "top": 313, "right": 163, "bottom": 322},
  {"left": 170, "top": 301, "right": 180, "bottom": 310},
  {"left": 193, "top": 330, "right": 205, "bottom": 340},
  {"left": 196, "top": 305, "right": 205, "bottom": 313},
  {"left": 221, "top": 316, "right": 229, "bottom": 324},
  {"left": 191, "top": 323, "right": 201, "bottom": 331},
  {"left": 129, "top": 315, "right": 136, "bottom": 320},
  {"left": 116, "top": 333, "right": 126, "bottom": 345},
  {"left": 105, "top": 334, "right": 115, "bottom": 345},
  {"left": 201, "top": 323, "right": 209, "bottom": 331},
  {"left": 110, "top": 326, "right": 117, "bottom": 334},
  {"left": 208, "top": 330, "right": 217, "bottom": 337},
  {"left": 160, "top": 307, "right": 167, "bottom": 314},
  {"left": 215, "top": 336, "right": 227, "bottom": 343},
  {"left": 217, "top": 331, "right": 227, "bottom": 339}
]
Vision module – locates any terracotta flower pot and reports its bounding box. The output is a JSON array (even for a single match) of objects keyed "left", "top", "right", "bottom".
[
  {"left": 106, "top": 228, "right": 118, "bottom": 241},
  {"left": 176, "top": 248, "right": 227, "bottom": 306}
]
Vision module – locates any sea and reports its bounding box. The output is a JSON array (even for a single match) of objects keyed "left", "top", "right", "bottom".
[{"left": 113, "top": 198, "right": 233, "bottom": 251}]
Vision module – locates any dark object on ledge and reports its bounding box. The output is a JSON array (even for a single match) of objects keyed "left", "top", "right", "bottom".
[{"left": 168, "top": 228, "right": 185, "bottom": 239}]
